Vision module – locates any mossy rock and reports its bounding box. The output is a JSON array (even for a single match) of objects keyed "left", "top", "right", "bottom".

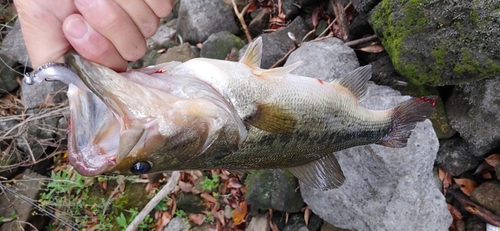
[
  {"left": 245, "top": 169, "right": 304, "bottom": 213},
  {"left": 370, "top": 0, "right": 500, "bottom": 86},
  {"left": 200, "top": 31, "right": 245, "bottom": 60}
]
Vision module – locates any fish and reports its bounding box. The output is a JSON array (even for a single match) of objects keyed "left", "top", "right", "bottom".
[{"left": 24, "top": 37, "right": 436, "bottom": 190}]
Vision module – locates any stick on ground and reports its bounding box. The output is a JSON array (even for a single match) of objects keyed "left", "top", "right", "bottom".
[{"left": 126, "top": 171, "right": 180, "bottom": 231}]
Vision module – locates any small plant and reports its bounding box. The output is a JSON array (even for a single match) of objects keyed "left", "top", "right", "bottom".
[
  {"left": 174, "top": 209, "right": 187, "bottom": 218},
  {"left": 200, "top": 172, "right": 219, "bottom": 192}
]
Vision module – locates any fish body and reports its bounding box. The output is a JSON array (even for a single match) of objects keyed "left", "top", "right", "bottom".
[{"left": 25, "top": 38, "right": 436, "bottom": 190}]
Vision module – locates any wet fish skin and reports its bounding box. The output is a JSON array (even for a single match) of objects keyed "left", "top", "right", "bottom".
[{"left": 27, "top": 38, "right": 436, "bottom": 190}]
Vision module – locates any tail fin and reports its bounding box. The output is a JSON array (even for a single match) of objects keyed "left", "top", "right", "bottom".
[{"left": 378, "top": 96, "right": 437, "bottom": 148}]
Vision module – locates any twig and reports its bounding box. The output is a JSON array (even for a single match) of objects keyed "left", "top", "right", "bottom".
[
  {"left": 345, "top": 34, "right": 378, "bottom": 47},
  {"left": 331, "top": 0, "right": 348, "bottom": 41},
  {"left": 448, "top": 189, "right": 500, "bottom": 226},
  {"left": 126, "top": 171, "right": 180, "bottom": 231},
  {"left": 317, "top": 2, "right": 352, "bottom": 38},
  {"left": 232, "top": 0, "right": 253, "bottom": 42}
]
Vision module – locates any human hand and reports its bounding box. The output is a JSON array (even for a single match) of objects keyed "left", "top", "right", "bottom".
[{"left": 14, "top": 0, "right": 174, "bottom": 71}]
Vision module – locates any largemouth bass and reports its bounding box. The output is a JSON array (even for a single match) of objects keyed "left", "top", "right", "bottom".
[{"left": 24, "top": 38, "right": 436, "bottom": 190}]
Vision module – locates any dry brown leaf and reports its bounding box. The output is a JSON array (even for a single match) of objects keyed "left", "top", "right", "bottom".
[
  {"left": 482, "top": 172, "right": 493, "bottom": 179},
  {"left": 200, "top": 192, "right": 218, "bottom": 204},
  {"left": 485, "top": 154, "right": 500, "bottom": 167},
  {"left": 232, "top": 202, "right": 248, "bottom": 225},
  {"left": 453, "top": 178, "right": 477, "bottom": 196},
  {"left": 178, "top": 181, "right": 193, "bottom": 193},
  {"left": 473, "top": 162, "right": 494, "bottom": 175},
  {"left": 304, "top": 206, "right": 311, "bottom": 225},
  {"left": 447, "top": 203, "right": 462, "bottom": 220},
  {"left": 358, "top": 44, "right": 385, "bottom": 53},
  {"left": 189, "top": 213, "right": 206, "bottom": 226},
  {"left": 438, "top": 168, "right": 453, "bottom": 195}
]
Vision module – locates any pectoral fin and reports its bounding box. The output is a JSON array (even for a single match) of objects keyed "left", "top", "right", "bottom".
[
  {"left": 287, "top": 154, "right": 345, "bottom": 190},
  {"left": 245, "top": 103, "right": 297, "bottom": 134}
]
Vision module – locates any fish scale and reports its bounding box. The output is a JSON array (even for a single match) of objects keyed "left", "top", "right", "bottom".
[{"left": 24, "top": 37, "right": 436, "bottom": 190}]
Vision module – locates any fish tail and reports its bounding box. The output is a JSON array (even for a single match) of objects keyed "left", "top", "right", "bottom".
[{"left": 378, "top": 96, "right": 437, "bottom": 148}]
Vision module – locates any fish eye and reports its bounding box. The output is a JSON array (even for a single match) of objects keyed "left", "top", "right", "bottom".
[{"left": 130, "top": 161, "right": 153, "bottom": 174}]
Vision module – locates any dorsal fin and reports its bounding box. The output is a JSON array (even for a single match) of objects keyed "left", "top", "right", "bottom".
[
  {"left": 253, "top": 61, "right": 302, "bottom": 77},
  {"left": 239, "top": 37, "right": 263, "bottom": 70},
  {"left": 333, "top": 65, "right": 372, "bottom": 101}
]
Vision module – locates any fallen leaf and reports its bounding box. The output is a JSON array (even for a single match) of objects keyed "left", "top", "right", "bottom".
[
  {"left": 200, "top": 192, "right": 218, "bottom": 204},
  {"left": 453, "top": 178, "right": 477, "bottom": 196},
  {"left": 232, "top": 202, "right": 248, "bottom": 225},
  {"left": 485, "top": 154, "right": 500, "bottom": 167},
  {"left": 189, "top": 213, "right": 206, "bottom": 225},
  {"left": 438, "top": 168, "right": 453, "bottom": 195},
  {"left": 178, "top": 181, "right": 193, "bottom": 193},
  {"left": 358, "top": 44, "right": 385, "bottom": 53},
  {"left": 482, "top": 172, "right": 493, "bottom": 179},
  {"left": 304, "top": 206, "right": 311, "bottom": 225},
  {"left": 473, "top": 162, "right": 494, "bottom": 175}
]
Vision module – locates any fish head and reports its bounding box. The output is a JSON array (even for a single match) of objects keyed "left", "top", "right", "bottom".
[{"left": 64, "top": 52, "right": 246, "bottom": 176}]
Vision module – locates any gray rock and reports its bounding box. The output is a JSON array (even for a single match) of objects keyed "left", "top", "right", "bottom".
[
  {"left": 200, "top": 31, "right": 245, "bottom": 60},
  {"left": 435, "top": 136, "right": 481, "bottom": 176},
  {"left": 351, "top": 0, "right": 381, "bottom": 14},
  {"left": 0, "top": 52, "right": 19, "bottom": 95},
  {"left": 176, "top": 0, "right": 238, "bottom": 44},
  {"left": 245, "top": 169, "right": 304, "bottom": 213},
  {"left": 245, "top": 16, "right": 312, "bottom": 69},
  {"left": 0, "top": 171, "right": 47, "bottom": 231},
  {"left": 248, "top": 8, "right": 271, "bottom": 37},
  {"left": 147, "top": 18, "right": 177, "bottom": 51},
  {"left": 1, "top": 20, "right": 30, "bottom": 67},
  {"left": 246, "top": 214, "right": 270, "bottom": 231},
  {"left": 470, "top": 181, "right": 500, "bottom": 215},
  {"left": 156, "top": 43, "right": 197, "bottom": 64},
  {"left": 281, "top": 0, "right": 300, "bottom": 20},
  {"left": 21, "top": 80, "right": 67, "bottom": 109},
  {"left": 286, "top": 38, "right": 359, "bottom": 82},
  {"left": 446, "top": 77, "right": 500, "bottom": 156},
  {"left": 164, "top": 217, "right": 188, "bottom": 231},
  {"left": 320, "top": 222, "right": 350, "bottom": 231},
  {"left": 370, "top": 0, "right": 500, "bottom": 85}
]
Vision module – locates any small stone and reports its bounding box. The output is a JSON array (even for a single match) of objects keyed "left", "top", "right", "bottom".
[
  {"left": 164, "top": 217, "right": 188, "bottom": 231},
  {"left": 248, "top": 8, "right": 271, "bottom": 37},
  {"left": 157, "top": 43, "right": 197, "bottom": 63},
  {"left": 470, "top": 181, "right": 500, "bottom": 215},
  {"left": 246, "top": 214, "right": 270, "bottom": 231}
]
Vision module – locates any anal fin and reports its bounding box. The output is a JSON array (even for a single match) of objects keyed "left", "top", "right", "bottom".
[
  {"left": 287, "top": 154, "right": 345, "bottom": 190},
  {"left": 245, "top": 103, "right": 297, "bottom": 134}
]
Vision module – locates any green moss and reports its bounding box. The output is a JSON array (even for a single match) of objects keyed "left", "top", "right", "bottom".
[
  {"left": 370, "top": 0, "right": 432, "bottom": 85},
  {"left": 453, "top": 49, "right": 500, "bottom": 80},
  {"left": 470, "top": 10, "right": 478, "bottom": 23}
]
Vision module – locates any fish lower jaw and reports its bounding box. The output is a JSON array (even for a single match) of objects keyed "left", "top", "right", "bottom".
[{"left": 67, "top": 146, "right": 117, "bottom": 176}]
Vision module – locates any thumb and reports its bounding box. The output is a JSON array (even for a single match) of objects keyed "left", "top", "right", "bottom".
[{"left": 14, "top": 0, "right": 76, "bottom": 68}]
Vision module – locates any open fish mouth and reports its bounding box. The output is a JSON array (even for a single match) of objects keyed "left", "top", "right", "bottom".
[{"left": 66, "top": 84, "right": 121, "bottom": 175}]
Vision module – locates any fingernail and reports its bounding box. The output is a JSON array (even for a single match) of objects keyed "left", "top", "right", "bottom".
[
  {"left": 65, "top": 18, "right": 88, "bottom": 39},
  {"left": 75, "top": 0, "right": 96, "bottom": 7}
]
